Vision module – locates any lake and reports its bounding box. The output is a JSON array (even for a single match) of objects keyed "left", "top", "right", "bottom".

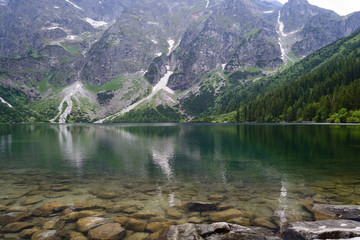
[{"left": 1, "top": 123, "right": 360, "bottom": 236}]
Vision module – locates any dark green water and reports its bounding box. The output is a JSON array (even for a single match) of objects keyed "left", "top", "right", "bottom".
[{"left": 1, "top": 123, "right": 360, "bottom": 226}]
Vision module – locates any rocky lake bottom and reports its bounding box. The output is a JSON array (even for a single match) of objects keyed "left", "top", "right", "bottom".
[{"left": 1, "top": 168, "right": 360, "bottom": 239}]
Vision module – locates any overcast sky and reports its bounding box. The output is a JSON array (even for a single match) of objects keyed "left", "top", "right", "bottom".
[{"left": 276, "top": 0, "right": 360, "bottom": 16}]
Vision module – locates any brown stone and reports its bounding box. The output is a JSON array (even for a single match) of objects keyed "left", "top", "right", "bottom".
[
  {"left": 21, "top": 196, "right": 43, "bottom": 206},
  {"left": 63, "top": 210, "right": 105, "bottom": 222},
  {"left": 7, "top": 206, "right": 28, "bottom": 212},
  {"left": 228, "top": 217, "right": 250, "bottom": 226},
  {"left": 31, "top": 230, "right": 58, "bottom": 240},
  {"left": 71, "top": 202, "right": 99, "bottom": 211},
  {"left": 77, "top": 217, "right": 107, "bottom": 233},
  {"left": 69, "top": 231, "right": 87, "bottom": 240},
  {"left": 43, "top": 219, "right": 65, "bottom": 230},
  {"left": 126, "top": 232, "right": 149, "bottom": 240},
  {"left": 208, "top": 208, "right": 243, "bottom": 222},
  {"left": 2, "top": 222, "right": 34, "bottom": 233},
  {"left": 88, "top": 223, "right": 126, "bottom": 240},
  {"left": 51, "top": 185, "right": 70, "bottom": 192},
  {"left": 125, "top": 218, "right": 147, "bottom": 232},
  {"left": 146, "top": 222, "right": 172, "bottom": 233},
  {"left": 96, "top": 192, "right": 119, "bottom": 199},
  {"left": 44, "top": 192, "right": 65, "bottom": 198},
  {"left": 208, "top": 194, "right": 225, "bottom": 201},
  {"left": 252, "top": 217, "right": 278, "bottom": 229},
  {"left": 0, "top": 205, "right": 7, "bottom": 211},
  {"left": 130, "top": 211, "right": 157, "bottom": 219},
  {"left": 186, "top": 202, "right": 218, "bottom": 212},
  {"left": 0, "top": 212, "right": 32, "bottom": 226},
  {"left": 166, "top": 208, "right": 182, "bottom": 219},
  {"left": 114, "top": 217, "right": 130, "bottom": 226},
  {"left": 33, "top": 202, "right": 67, "bottom": 217},
  {"left": 188, "top": 217, "right": 202, "bottom": 224},
  {"left": 19, "top": 228, "right": 40, "bottom": 238}
]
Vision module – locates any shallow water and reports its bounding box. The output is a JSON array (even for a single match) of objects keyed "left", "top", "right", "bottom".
[{"left": 1, "top": 123, "right": 360, "bottom": 231}]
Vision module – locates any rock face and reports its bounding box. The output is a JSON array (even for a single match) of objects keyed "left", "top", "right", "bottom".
[
  {"left": 311, "top": 204, "right": 360, "bottom": 221},
  {"left": 160, "top": 222, "right": 276, "bottom": 240},
  {"left": 281, "top": 0, "right": 360, "bottom": 57},
  {"left": 281, "top": 219, "right": 360, "bottom": 240}
]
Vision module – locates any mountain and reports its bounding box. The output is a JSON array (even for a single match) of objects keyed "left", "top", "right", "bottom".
[{"left": 0, "top": 0, "right": 360, "bottom": 123}]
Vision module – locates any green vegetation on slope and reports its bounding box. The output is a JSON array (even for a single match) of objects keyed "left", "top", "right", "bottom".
[
  {"left": 238, "top": 37, "right": 360, "bottom": 123},
  {"left": 110, "top": 105, "right": 181, "bottom": 123}
]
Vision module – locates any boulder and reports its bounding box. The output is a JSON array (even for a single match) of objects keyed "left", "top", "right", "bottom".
[
  {"left": 33, "top": 202, "right": 67, "bottom": 217},
  {"left": 282, "top": 219, "right": 360, "bottom": 240},
  {"left": 126, "top": 232, "right": 149, "bottom": 240},
  {"left": 186, "top": 202, "right": 218, "bottom": 212},
  {"left": 311, "top": 204, "right": 360, "bottom": 221},
  {"left": 160, "top": 222, "right": 276, "bottom": 240},
  {"left": 77, "top": 217, "right": 107, "bottom": 233},
  {"left": 2, "top": 222, "right": 34, "bottom": 233},
  {"left": 88, "top": 223, "right": 126, "bottom": 240}
]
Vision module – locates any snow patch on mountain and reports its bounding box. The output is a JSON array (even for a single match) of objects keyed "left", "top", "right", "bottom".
[
  {"left": 167, "top": 39, "right": 175, "bottom": 54},
  {"left": 85, "top": 18, "right": 108, "bottom": 28},
  {"left": 0, "top": 97, "right": 12, "bottom": 108},
  {"left": 64, "top": 0, "right": 83, "bottom": 11}
]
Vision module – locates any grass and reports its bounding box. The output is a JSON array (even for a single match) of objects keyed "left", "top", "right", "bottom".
[
  {"left": 39, "top": 74, "right": 54, "bottom": 94},
  {"left": 61, "top": 42, "right": 82, "bottom": 56},
  {"left": 85, "top": 76, "right": 127, "bottom": 92}
]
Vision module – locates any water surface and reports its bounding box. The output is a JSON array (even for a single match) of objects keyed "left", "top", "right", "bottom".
[{"left": 1, "top": 123, "right": 360, "bottom": 228}]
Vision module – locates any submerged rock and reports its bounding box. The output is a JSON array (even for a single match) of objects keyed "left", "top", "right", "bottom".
[
  {"left": 21, "top": 196, "right": 43, "bottom": 206},
  {"left": 253, "top": 217, "right": 278, "bottom": 230},
  {"left": 160, "top": 222, "right": 276, "bottom": 240},
  {"left": 125, "top": 218, "right": 147, "bottom": 232},
  {"left": 0, "top": 212, "right": 32, "bottom": 226},
  {"left": 31, "top": 230, "right": 58, "bottom": 240},
  {"left": 33, "top": 202, "right": 67, "bottom": 217},
  {"left": 311, "top": 204, "right": 360, "bottom": 221},
  {"left": 88, "top": 223, "right": 126, "bottom": 240},
  {"left": 281, "top": 219, "right": 360, "bottom": 240},
  {"left": 2, "top": 222, "right": 34, "bottom": 233},
  {"left": 146, "top": 222, "right": 172, "bottom": 233},
  {"left": 77, "top": 217, "right": 107, "bottom": 233},
  {"left": 209, "top": 208, "right": 243, "bottom": 222},
  {"left": 166, "top": 208, "right": 182, "bottom": 220},
  {"left": 186, "top": 202, "right": 219, "bottom": 212},
  {"left": 130, "top": 211, "right": 157, "bottom": 219},
  {"left": 20, "top": 228, "right": 40, "bottom": 238}
]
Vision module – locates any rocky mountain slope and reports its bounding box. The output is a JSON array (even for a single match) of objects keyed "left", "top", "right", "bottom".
[{"left": 0, "top": 0, "right": 360, "bottom": 123}]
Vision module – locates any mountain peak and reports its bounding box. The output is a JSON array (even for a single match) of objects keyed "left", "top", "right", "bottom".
[{"left": 287, "top": 0, "right": 309, "bottom": 5}]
